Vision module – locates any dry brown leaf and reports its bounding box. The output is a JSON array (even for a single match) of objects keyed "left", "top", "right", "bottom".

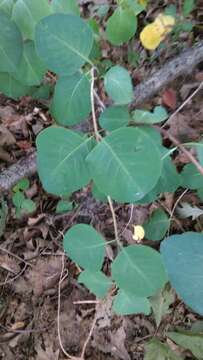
[{"left": 0, "top": 124, "right": 16, "bottom": 146}]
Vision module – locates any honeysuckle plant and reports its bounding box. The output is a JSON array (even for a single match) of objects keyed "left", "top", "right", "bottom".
[{"left": 0, "top": 0, "right": 202, "bottom": 321}]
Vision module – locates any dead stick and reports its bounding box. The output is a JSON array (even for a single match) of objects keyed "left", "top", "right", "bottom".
[
  {"left": 132, "top": 41, "right": 203, "bottom": 107},
  {"left": 1, "top": 42, "right": 203, "bottom": 192}
]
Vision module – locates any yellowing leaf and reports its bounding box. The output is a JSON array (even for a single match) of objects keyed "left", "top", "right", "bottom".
[
  {"left": 133, "top": 225, "right": 145, "bottom": 242},
  {"left": 140, "top": 14, "right": 175, "bottom": 50}
]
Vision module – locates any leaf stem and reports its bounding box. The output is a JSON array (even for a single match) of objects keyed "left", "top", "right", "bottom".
[{"left": 90, "top": 67, "right": 102, "bottom": 142}]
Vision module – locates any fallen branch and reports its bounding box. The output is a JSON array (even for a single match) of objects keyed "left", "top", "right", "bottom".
[
  {"left": 1, "top": 42, "right": 203, "bottom": 192},
  {"left": 133, "top": 41, "right": 203, "bottom": 106}
]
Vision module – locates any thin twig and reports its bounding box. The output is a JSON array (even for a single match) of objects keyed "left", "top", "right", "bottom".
[
  {"left": 107, "top": 196, "right": 121, "bottom": 248},
  {"left": 162, "top": 81, "right": 203, "bottom": 127},
  {"left": 160, "top": 128, "right": 203, "bottom": 177},
  {"left": 80, "top": 315, "right": 97, "bottom": 359},
  {"left": 167, "top": 189, "right": 189, "bottom": 236},
  {"left": 90, "top": 68, "right": 102, "bottom": 142},
  {"left": 0, "top": 246, "right": 32, "bottom": 267}
]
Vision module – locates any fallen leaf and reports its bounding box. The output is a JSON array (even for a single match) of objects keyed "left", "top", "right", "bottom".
[
  {"left": 162, "top": 88, "right": 177, "bottom": 110},
  {"left": 0, "top": 124, "right": 16, "bottom": 146},
  {"left": 176, "top": 202, "right": 203, "bottom": 220}
]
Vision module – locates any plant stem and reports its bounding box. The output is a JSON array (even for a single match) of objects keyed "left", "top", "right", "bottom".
[{"left": 90, "top": 68, "right": 102, "bottom": 142}]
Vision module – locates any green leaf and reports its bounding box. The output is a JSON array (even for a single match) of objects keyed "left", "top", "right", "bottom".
[
  {"left": 0, "top": 199, "right": 8, "bottom": 237},
  {"left": 155, "top": 148, "right": 181, "bottom": 193},
  {"left": 36, "top": 126, "right": 92, "bottom": 196},
  {"left": 0, "top": 11, "right": 23, "bottom": 72},
  {"left": 51, "top": 73, "right": 91, "bottom": 126},
  {"left": 125, "top": 0, "right": 146, "bottom": 15},
  {"left": 167, "top": 330, "right": 203, "bottom": 359},
  {"left": 78, "top": 270, "right": 112, "bottom": 298},
  {"left": 183, "top": 0, "right": 195, "bottom": 17},
  {"left": 13, "top": 178, "right": 29, "bottom": 192},
  {"left": 104, "top": 65, "right": 133, "bottom": 105},
  {"left": 196, "top": 141, "right": 203, "bottom": 166},
  {"left": 99, "top": 106, "right": 130, "bottom": 131},
  {"left": 51, "top": 0, "right": 79, "bottom": 15},
  {"left": 12, "top": 0, "right": 51, "bottom": 39},
  {"left": 12, "top": 191, "right": 25, "bottom": 208},
  {"left": 144, "top": 338, "right": 183, "bottom": 360},
  {"left": 112, "top": 244, "right": 168, "bottom": 297},
  {"left": 161, "top": 232, "right": 203, "bottom": 315},
  {"left": 143, "top": 209, "right": 170, "bottom": 241},
  {"left": 132, "top": 106, "right": 168, "bottom": 124},
  {"left": 0, "top": 72, "right": 29, "bottom": 99},
  {"left": 63, "top": 224, "right": 106, "bottom": 271},
  {"left": 150, "top": 286, "right": 175, "bottom": 327},
  {"left": 106, "top": 7, "right": 137, "bottom": 46},
  {"left": 86, "top": 127, "right": 162, "bottom": 203},
  {"left": 113, "top": 290, "right": 151, "bottom": 315},
  {"left": 0, "top": 0, "right": 14, "bottom": 16},
  {"left": 181, "top": 163, "right": 203, "bottom": 189},
  {"left": 21, "top": 198, "right": 36, "bottom": 213},
  {"left": 35, "top": 14, "right": 93, "bottom": 75},
  {"left": 31, "top": 84, "right": 51, "bottom": 100},
  {"left": 13, "top": 41, "right": 46, "bottom": 86},
  {"left": 197, "top": 187, "right": 203, "bottom": 201},
  {"left": 55, "top": 200, "right": 73, "bottom": 213}
]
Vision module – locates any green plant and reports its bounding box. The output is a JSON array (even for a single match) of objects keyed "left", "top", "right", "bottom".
[
  {"left": 0, "top": 0, "right": 202, "bottom": 322},
  {"left": 12, "top": 178, "right": 36, "bottom": 217}
]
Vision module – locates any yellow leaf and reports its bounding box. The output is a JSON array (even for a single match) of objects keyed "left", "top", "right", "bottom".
[
  {"left": 140, "top": 14, "right": 175, "bottom": 50},
  {"left": 133, "top": 225, "right": 145, "bottom": 242}
]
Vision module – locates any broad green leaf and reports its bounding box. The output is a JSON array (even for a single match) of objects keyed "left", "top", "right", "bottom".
[
  {"left": 56, "top": 200, "right": 73, "bottom": 214},
  {"left": 143, "top": 209, "right": 170, "bottom": 241},
  {"left": 63, "top": 224, "right": 106, "bottom": 271},
  {"left": 113, "top": 290, "right": 151, "bottom": 315},
  {"left": 12, "top": 191, "right": 25, "bottom": 208},
  {"left": 196, "top": 141, "right": 203, "bottom": 166},
  {"left": 106, "top": 7, "right": 137, "bottom": 46},
  {"left": 0, "top": 0, "right": 14, "bottom": 15},
  {"left": 155, "top": 148, "right": 181, "bottom": 193},
  {"left": 150, "top": 286, "right": 175, "bottom": 327},
  {"left": 125, "top": 0, "right": 146, "bottom": 15},
  {"left": 197, "top": 187, "right": 203, "bottom": 201},
  {"left": 51, "top": 0, "right": 79, "bottom": 15},
  {"left": 144, "top": 338, "right": 183, "bottom": 360},
  {"left": 183, "top": 0, "right": 195, "bottom": 17},
  {"left": 12, "top": 0, "right": 51, "bottom": 39},
  {"left": 0, "top": 73, "right": 29, "bottom": 99},
  {"left": 31, "top": 84, "right": 52, "bottom": 100},
  {"left": 0, "top": 199, "right": 8, "bottom": 237},
  {"left": 132, "top": 106, "right": 168, "bottom": 124},
  {"left": 104, "top": 65, "right": 133, "bottom": 105},
  {"left": 161, "top": 232, "right": 203, "bottom": 315},
  {"left": 139, "top": 126, "right": 162, "bottom": 146},
  {"left": 36, "top": 126, "right": 92, "bottom": 196},
  {"left": 35, "top": 14, "right": 93, "bottom": 75},
  {"left": 181, "top": 163, "right": 203, "bottom": 189},
  {"left": 167, "top": 330, "right": 203, "bottom": 359},
  {"left": 0, "top": 11, "right": 23, "bottom": 72},
  {"left": 112, "top": 245, "right": 168, "bottom": 297},
  {"left": 51, "top": 73, "right": 91, "bottom": 126},
  {"left": 86, "top": 127, "right": 162, "bottom": 203},
  {"left": 99, "top": 106, "right": 130, "bottom": 131},
  {"left": 13, "top": 41, "right": 46, "bottom": 86},
  {"left": 21, "top": 198, "right": 36, "bottom": 213},
  {"left": 78, "top": 270, "right": 112, "bottom": 298}
]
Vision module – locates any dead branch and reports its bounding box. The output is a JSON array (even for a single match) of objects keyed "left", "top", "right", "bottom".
[
  {"left": 133, "top": 41, "right": 203, "bottom": 107},
  {"left": 0, "top": 42, "right": 203, "bottom": 192}
]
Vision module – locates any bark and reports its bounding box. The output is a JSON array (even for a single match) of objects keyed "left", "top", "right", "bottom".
[{"left": 1, "top": 42, "right": 203, "bottom": 192}]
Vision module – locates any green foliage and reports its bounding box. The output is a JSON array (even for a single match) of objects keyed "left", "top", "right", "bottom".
[
  {"left": 0, "top": 1, "right": 200, "bottom": 319},
  {"left": 50, "top": 73, "right": 91, "bottom": 126},
  {"left": 0, "top": 11, "right": 23, "bottom": 72},
  {"left": 113, "top": 290, "right": 151, "bottom": 315},
  {"left": 86, "top": 127, "right": 162, "bottom": 203},
  {"left": 78, "top": 270, "right": 112, "bottom": 298},
  {"left": 112, "top": 245, "right": 168, "bottom": 297},
  {"left": 167, "top": 330, "right": 203, "bottom": 359},
  {"left": 161, "top": 232, "right": 203, "bottom": 315},
  {"left": 63, "top": 224, "right": 105, "bottom": 271},
  {"left": 36, "top": 126, "right": 93, "bottom": 196},
  {"left": 104, "top": 65, "right": 133, "bottom": 105},
  {"left": 144, "top": 338, "right": 183, "bottom": 360},
  {"left": 105, "top": 6, "right": 137, "bottom": 46},
  {"left": 35, "top": 14, "right": 93, "bottom": 75},
  {"left": 143, "top": 209, "right": 170, "bottom": 241}
]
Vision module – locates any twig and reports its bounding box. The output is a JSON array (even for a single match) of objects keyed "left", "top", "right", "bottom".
[
  {"left": 162, "top": 81, "right": 203, "bottom": 127},
  {"left": 107, "top": 196, "right": 122, "bottom": 248},
  {"left": 167, "top": 189, "right": 189, "bottom": 236},
  {"left": 90, "top": 68, "right": 102, "bottom": 142},
  {"left": 160, "top": 128, "right": 203, "bottom": 176},
  {"left": 0, "top": 246, "right": 32, "bottom": 267}
]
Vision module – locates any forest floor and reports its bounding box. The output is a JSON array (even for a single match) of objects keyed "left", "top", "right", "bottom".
[{"left": 0, "top": 1, "right": 203, "bottom": 359}]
